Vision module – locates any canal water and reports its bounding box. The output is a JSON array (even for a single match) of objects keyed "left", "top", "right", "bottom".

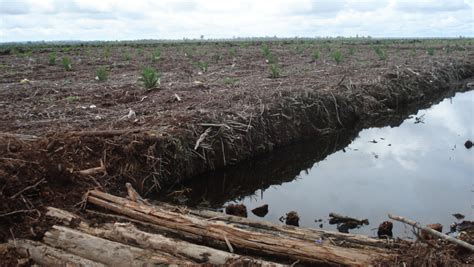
[{"left": 171, "top": 90, "right": 474, "bottom": 238}]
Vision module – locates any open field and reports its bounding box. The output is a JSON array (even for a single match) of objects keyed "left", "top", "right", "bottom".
[{"left": 1, "top": 38, "right": 474, "bottom": 265}]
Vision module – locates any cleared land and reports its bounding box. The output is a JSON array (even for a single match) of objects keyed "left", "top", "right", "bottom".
[{"left": 1, "top": 39, "right": 473, "bottom": 265}]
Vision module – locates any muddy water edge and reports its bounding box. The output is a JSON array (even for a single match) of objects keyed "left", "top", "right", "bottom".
[{"left": 160, "top": 84, "right": 474, "bottom": 238}]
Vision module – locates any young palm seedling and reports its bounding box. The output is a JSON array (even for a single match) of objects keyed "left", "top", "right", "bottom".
[
  {"left": 426, "top": 47, "right": 434, "bottom": 56},
  {"left": 196, "top": 61, "right": 209, "bottom": 72},
  {"left": 152, "top": 48, "right": 161, "bottom": 62},
  {"left": 374, "top": 46, "right": 387, "bottom": 60},
  {"left": 61, "top": 57, "right": 72, "bottom": 71},
  {"left": 331, "top": 50, "right": 343, "bottom": 65},
  {"left": 48, "top": 52, "right": 56, "bottom": 65},
  {"left": 95, "top": 66, "right": 108, "bottom": 82},
  {"left": 140, "top": 67, "right": 160, "bottom": 89},
  {"left": 311, "top": 50, "right": 321, "bottom": 61},
  {"left": 269, "top": 63, "right": 281, "bottom": 78}
]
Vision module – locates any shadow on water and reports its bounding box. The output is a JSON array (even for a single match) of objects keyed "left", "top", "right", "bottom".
[{"left": 160, "top": 86, "right": 474, "bottom": 237}]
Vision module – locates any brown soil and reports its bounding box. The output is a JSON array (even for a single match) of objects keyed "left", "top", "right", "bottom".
[{"left": 1, "top": 40, "right": 473, "bottom": 265}]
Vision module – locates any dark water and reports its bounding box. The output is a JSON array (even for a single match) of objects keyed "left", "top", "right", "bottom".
[{"left": 170, "top": 90, "right": 474, "bottom": 238}]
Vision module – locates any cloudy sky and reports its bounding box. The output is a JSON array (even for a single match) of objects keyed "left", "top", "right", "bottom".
[{"left": 0, "top": 0, "right": 473, "bottom": 42}]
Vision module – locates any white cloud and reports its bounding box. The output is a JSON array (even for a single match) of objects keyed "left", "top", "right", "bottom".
[{"left": 0, "top": 0, "right": 472, "bottom": 41}]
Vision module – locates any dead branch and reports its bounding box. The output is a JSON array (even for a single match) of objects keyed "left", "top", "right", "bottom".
[
  {"left": 76, "top": 161, "right": 106, "bottom": 176},
  {"left": 388, "top": 214, "right": 474, "bottom": 252},
  {"left": 69, "top": 129, "right": 143, "bottom": 137},
  {"left": 194, "top": 128, "right": 212, "bottom": 150},
  {"left": 10, "top": 178, "right": 46, "bottom": 199}
]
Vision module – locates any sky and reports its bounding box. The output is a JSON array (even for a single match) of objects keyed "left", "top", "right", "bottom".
[{"left": 0, "top": 0, "right": 473, "bottom": 42}]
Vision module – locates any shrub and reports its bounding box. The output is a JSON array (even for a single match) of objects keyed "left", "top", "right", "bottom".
[
  {"left": 331, "top": 50, "right": 343, "bottom": 64},
  {"left": 48, "top": 52, "right": 56, "bottom": 65},
  {"left": 269, "top": 63, "right": 280, "bottom": 78},
  {"left": 96, "top": 66, "right": 108, "bottom": 82},
  {"left": 140, "top": 67, "right": 160, "bottom": 89},
  {"left": 61, "top": 57, "right": 72, "bottom": 71}
]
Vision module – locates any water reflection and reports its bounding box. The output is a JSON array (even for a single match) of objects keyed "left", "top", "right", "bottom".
[{"left": 170, "top": 90, "right": 474, "bottom": 237}]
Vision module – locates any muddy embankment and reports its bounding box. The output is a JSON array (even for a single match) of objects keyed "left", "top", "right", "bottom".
[{"left": 0, "top": 61, "right": 473, "bottom": 241}]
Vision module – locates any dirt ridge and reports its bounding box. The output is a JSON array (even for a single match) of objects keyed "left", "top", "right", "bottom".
[{"left": 0, "top": 61, "right": 473, "bottom": 242}]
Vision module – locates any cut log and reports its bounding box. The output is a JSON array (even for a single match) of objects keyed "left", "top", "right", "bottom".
[
  {"left": 46, "top": 207, "right": 286, "bottom": 266},
  {"left": 87, "top": 190, "right": 392, "bottom": 266},
  {"left": 9, "top": 239, "right": 105, "bottom": 267},
  {"left": 43, "top": 225, "right": 194, "bottom": 266}
]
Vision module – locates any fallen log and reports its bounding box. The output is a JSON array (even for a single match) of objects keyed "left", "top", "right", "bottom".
[
  {"left": 45, "top": 207, "right": 285, "bottom": 266},
  {"left": 9, "top": 239, "right": 105, "bottom": 267},
  {"left": 156, "top": 201, "right": 390, "bottom": 249},
  {"left": 388, "top": 214, "right": 474, "bottom": 252},
  {"left": 87, "top": 190, "right": 392, "bottom": 266},
  {"left": 43, "top": 225, "right": 194, "bottom": 266}
]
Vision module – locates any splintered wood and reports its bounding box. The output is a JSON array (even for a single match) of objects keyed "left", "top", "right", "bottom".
[{"left": 7, "top": 190, "right": 399, "bottom": 266}]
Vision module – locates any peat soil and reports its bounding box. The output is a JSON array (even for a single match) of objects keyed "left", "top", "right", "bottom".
[{"left": 1, "top": 40, "right": 473, "bottom": 253}]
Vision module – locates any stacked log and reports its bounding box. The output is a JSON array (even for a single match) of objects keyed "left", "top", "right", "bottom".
[{"left": 6, "top": 190, "right": 398, "bottom": 266}]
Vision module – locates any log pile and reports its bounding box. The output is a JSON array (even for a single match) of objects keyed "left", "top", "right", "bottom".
[{"left": 5, "top": 189, "right": 400, "bottom": 266}]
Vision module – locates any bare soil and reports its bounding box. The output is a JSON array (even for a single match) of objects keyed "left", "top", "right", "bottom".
[{"left": 1, "top": 39, "right": 473, "bottom": 265}]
